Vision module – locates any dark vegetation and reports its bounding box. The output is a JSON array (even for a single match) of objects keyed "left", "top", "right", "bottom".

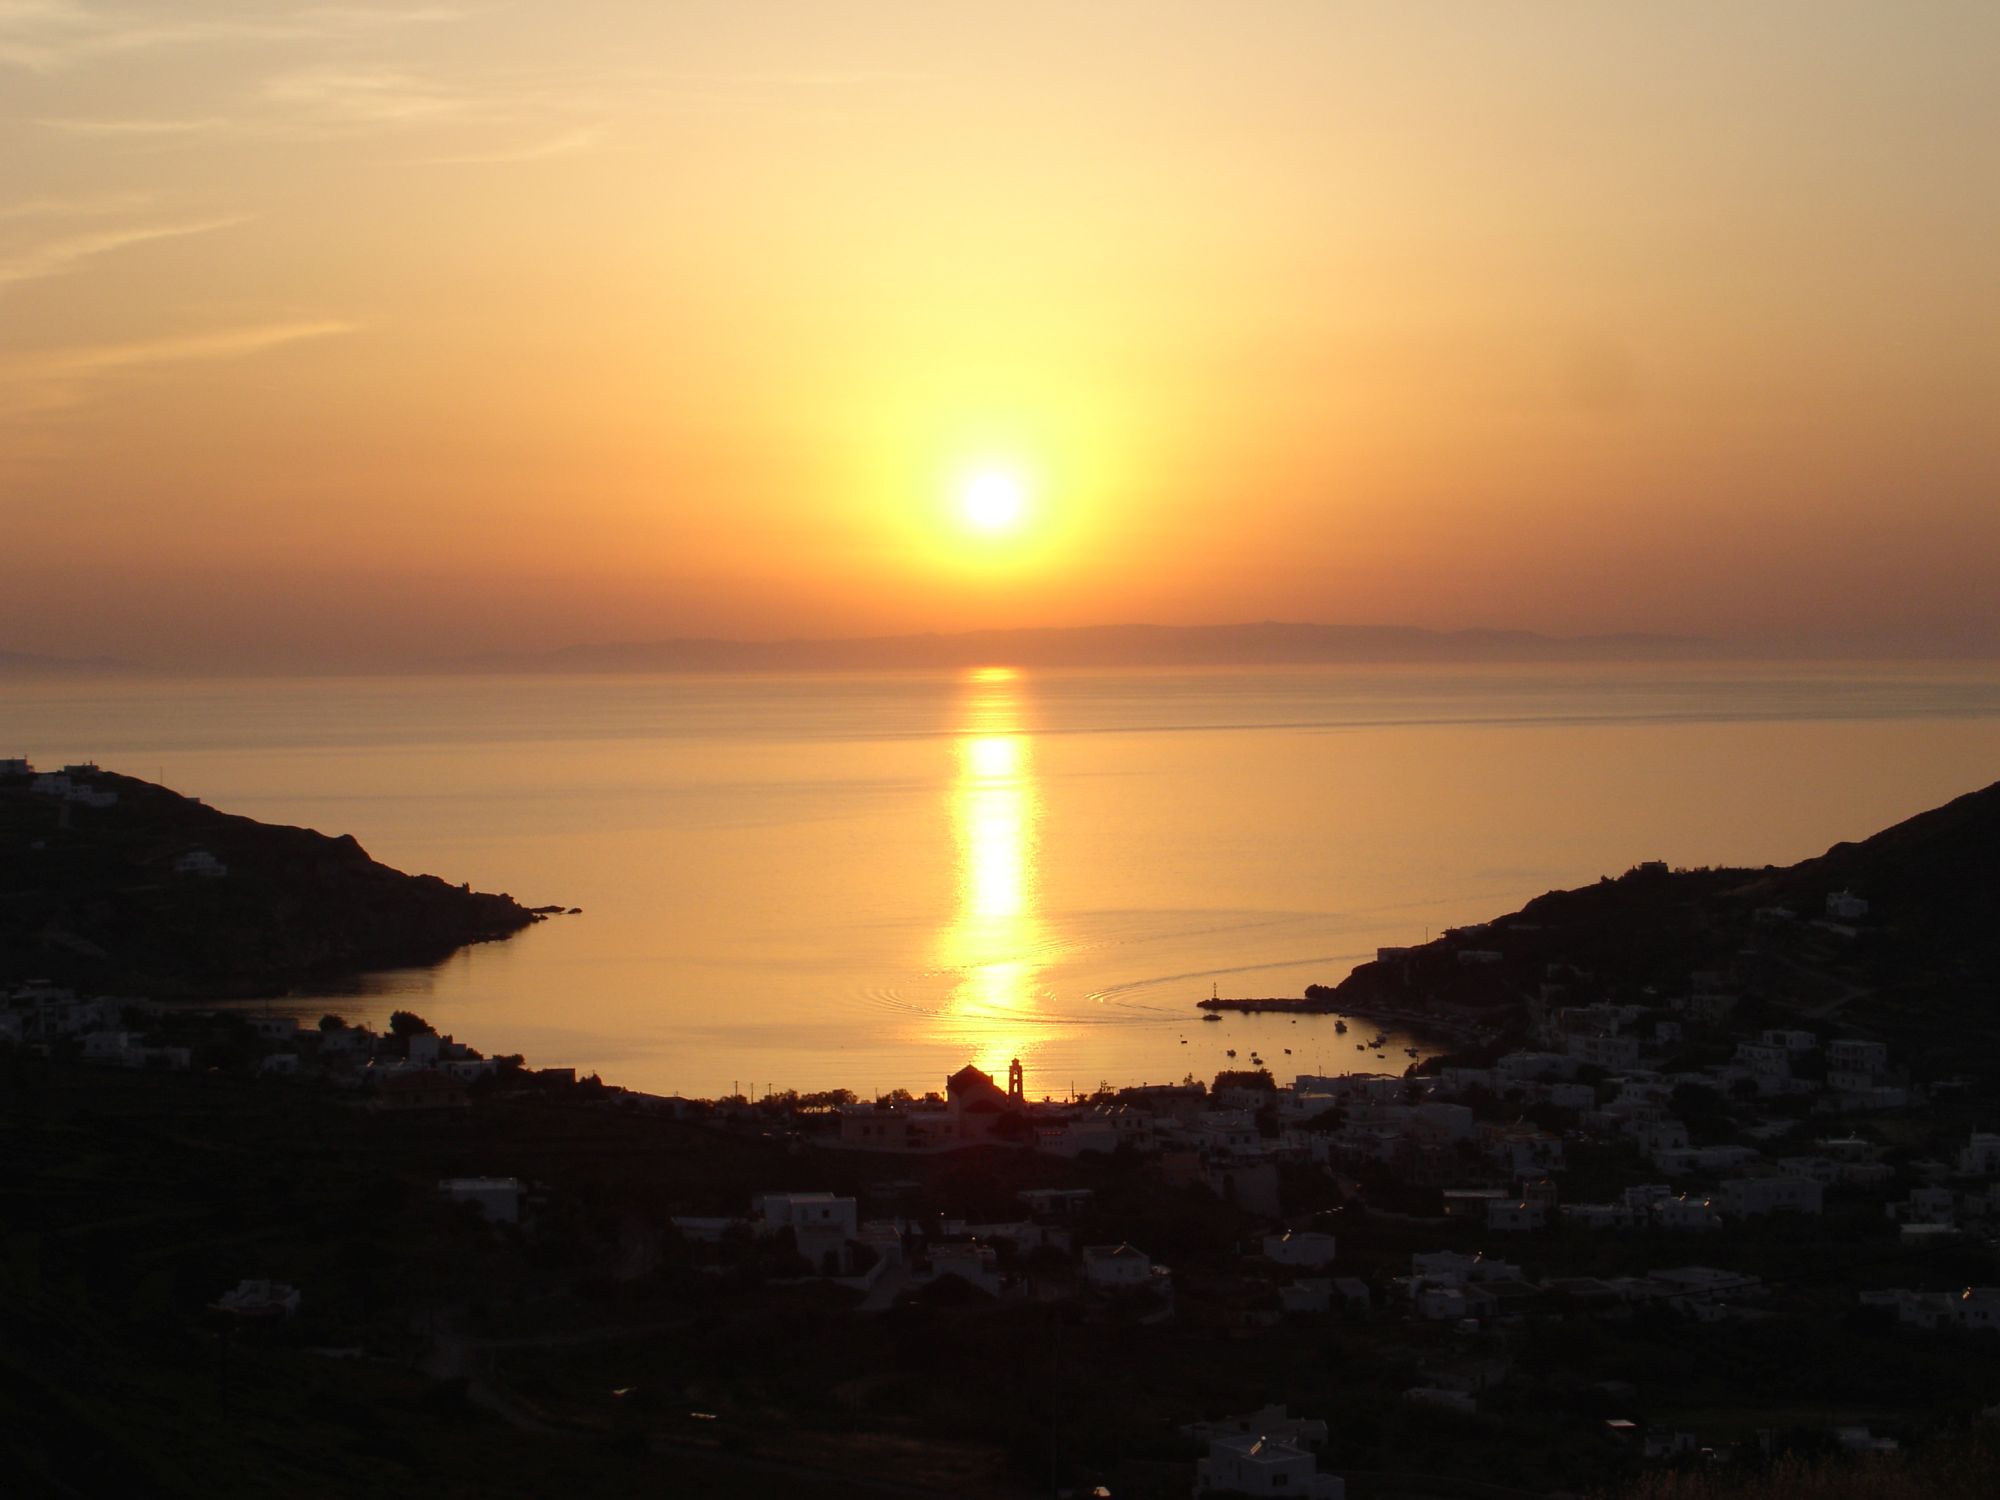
[{"left": 0, "top": 766, "right": 543, "bottom": 997}]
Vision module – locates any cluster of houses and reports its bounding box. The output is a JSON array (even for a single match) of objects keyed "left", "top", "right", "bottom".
[
  {"left": 0, "top": 985, "right": 564, "bottom": 1108},
  {"left": 668, "top": 1185, "right": 1175, "bottom": 1315},
  {"left": 0, "top": 983, "right": 186, "bottom": 1064},
  {"left": 15, "top": 860, "right": 2000, "bottom": 1491},
  {"left": 3, "top": 758, "right": 121, "bottom": 809},
  {"left": 1187, "top": 1407, "right": 1345, "bottom": 1498}
]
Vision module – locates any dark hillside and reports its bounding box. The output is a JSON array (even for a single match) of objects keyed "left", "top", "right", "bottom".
[
  {"left": 0, "top": 765, "right": 543, "bottom": 996},
  {"left": 1311, "top": 781, "right": 2000, "bottom": 1062},
  {"left": 1749, "top": 780, "right": 2000, "bottom": 963}
]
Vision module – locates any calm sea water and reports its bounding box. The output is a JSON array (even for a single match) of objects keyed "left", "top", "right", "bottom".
[{"left": 9, "top": 662, "right": 2000, "bottom": 1098}]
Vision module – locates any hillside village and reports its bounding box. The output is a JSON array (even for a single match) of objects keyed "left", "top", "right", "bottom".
[{"left": 8, "top": 780, "right": 2000, "bottom": 1497}]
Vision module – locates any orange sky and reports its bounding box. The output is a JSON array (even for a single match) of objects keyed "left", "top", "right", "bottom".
[{"left": 3, "top": 2, "right": 1996, "bottom": 667}]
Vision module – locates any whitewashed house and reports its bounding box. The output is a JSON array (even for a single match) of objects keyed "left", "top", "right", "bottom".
[
  {"left": 1263, "top": 1230, "right": 1336, "bottom": 1268},
  {"left": 1486, "top": 1199, "right": 1549, "bottom": 1232},
  {"left": 1081, "top": 1243, "right": 1159, "bottom": 1289},
  {"left": 1826, "top": 1039, "right": 1889, "bottom": 1076},
  {"left": 926, "top": 1242, "right": 1003, "bottom": 1296},
  {"left": 1958, "top": 1134, "right": 2000, "bottom": 1175},
  {"left": 1717, "top": 1177, "right": 1824, "bottom": 1217},
  {"left": 1651, "top": 1194, "right": 1724, "bottom": 1231},
  {"left": 440, "top": 1177, "right": 526, "bottom": 1223},
  {"left": 1197, "top": 1433, "right": 1344, "bottom": 1498},
  {"left": 755, "top": 1192, "right": 859, "bottom": 1270},
  {"left": 212, "top": 1280, "right": 301, "bottom": 1318}
]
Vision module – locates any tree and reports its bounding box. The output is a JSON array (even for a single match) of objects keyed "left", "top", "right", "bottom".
[
  {"left": 388, "top": 1010, "right": 435, "bottom": 1038},
  {"left": 317, "top": 1013, "right": 345, "bottom": 1032}
]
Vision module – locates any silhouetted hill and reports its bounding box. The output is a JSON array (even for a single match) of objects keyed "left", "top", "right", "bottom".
[
  {"left": 0, "top": 766, "right": 543, "bottom": 997},
  {"left": 1313, "top": 782, "right": 2000, "bottom": 1062},
  {"left": 1749, "top": 780, "right": 2000, "bottom": 965},
  {"left": 459, "top": 621, "right": 1714, "bottom": 673}
]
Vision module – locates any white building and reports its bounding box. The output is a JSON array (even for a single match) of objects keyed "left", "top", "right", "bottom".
[
  {"left": 1486, "top": 1199, "right": 1548, "bottom": 1232},
  {"left": 1082, "top": 1243, "right": 1159, "bottom": 1289},
  {"left": 212, "top": 1279, "right": 301, "bottom": 1318},
  {"left": 1404, "top": 1387, "right": 1476, "bottom": 1414},
  {"left": 1540, "top": 1082, "right": 1597, "bottom": 1111},
  {"left": 1652, "top": 1194, "right": 1724, "bottom": 1231},
  {"left": 1647, "top": 1266, "right": 1762, "bottom": 1310},
  {"left": 173, "top": 849, "right": 228, "bottom": 878},
  {"left": 1826, "top": 1039, "right": 1889, "bottom": 1076},
  {"left": 1732, "top": 1042, "right": 1792, "bottom": 1080},
  {"left": 755, "top": 1191, "right": 859, "bottom": 1268},
  {"left": 440, "top": 1176, "right": 526, "bottom": 1224},
  {"left": 1717, "top": 1177, "right": 1823, "bottom": 1217},
  {"left": 1960, "top": 1134, "right": 2000, "bottom": 1176},
  {"left": 1280, "top": 1280, "right": 1333, "bottom": 1315},
  {"left": 926, "top": 1242, "right": 1003, "bottom": 1297},
  {"left": 1890, "top": 1186, "right": 1955, "bottom": 1226},
  {"left": 1569, "top": 1034, "right": 1642, "bottom": 1070},
  {"left": 1761, "top": 1029, "right": 1819, "bottom": 1053},
  {"left": 1197, "top": 1433, "right": 1344, "bottom": 1498},
  {"left": 1955, "top": 1287, "right": 2000, "bottom": 1331},
  {"left": 1037, "top": 1120, "right": 1121, "bottom": 1157},
  {"left": 1263, "top": 1230, "right": 1336, "bottom": 1268},
  {"left": 1825, "top": 891, "right": 1870, "bottom": 921},
  {"left": 81, "top": 1030, "right": 136, "bottom": 1062}
]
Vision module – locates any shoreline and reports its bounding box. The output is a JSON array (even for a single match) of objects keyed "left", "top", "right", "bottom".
[{"left": 1196, "top": 994, "right": 1499, "bottom": 1046}]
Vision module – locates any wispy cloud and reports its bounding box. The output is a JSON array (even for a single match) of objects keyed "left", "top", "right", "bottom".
[
  {"left": 0, "top": 187, "right": 154, "bottom": 219},
  {"left": 0, "top": 2, "right": 462, "bottom": 72},
  {"left": 417, "top": 124, "right": 604, "bottom": 166},
  {"left": 0, "top": 214, "right": 251, "bottom": 290},
  {"left": 0, "top": 319, "right": 355, "bottom": 418},
  {"left": 261, "top": 64, "right": 472, "bottom": 128},
  {"left": 36, "top": 114, "right": 231, "bottom": 136}
]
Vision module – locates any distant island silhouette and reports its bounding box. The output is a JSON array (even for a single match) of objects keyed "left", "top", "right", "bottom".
[
  {"left": 0, "top": 649, "right": 148, "bottom": 677},
  {"left": 455, "top": 621, "right": 1718, "bottom": 675}
]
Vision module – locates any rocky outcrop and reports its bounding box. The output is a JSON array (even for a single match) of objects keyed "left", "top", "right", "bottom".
[{"left": 0, "top": 765, "right": 544, "bottom": 997}]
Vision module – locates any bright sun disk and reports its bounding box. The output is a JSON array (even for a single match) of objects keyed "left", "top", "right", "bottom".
[{"left": 962, "top": 470, "right": 1026, "bottom": 533}]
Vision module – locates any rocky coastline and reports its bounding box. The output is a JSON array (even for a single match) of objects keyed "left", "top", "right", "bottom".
[{"left": 0, "top": 762, "right": 549, "bottom": 998}]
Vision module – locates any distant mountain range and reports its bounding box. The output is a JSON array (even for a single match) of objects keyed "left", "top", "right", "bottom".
[
  {"left": 0, "top": 650, "right": 147, "bottom": 677},
  {"left": 457, "top": 621, "right": 1718, "bottom": 674}
]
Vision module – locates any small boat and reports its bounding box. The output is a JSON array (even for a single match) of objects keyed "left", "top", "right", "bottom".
[
  {"left": 1226, "top": 1049, "right": 1237, "bottom": 1058},
  {"left": 1283, "top": 1048, "right": 1292, "bottom": 1055},
  {"left": 1201, "top": 1013, "right": 1221, "bottom": 1023},
  {"left": 1405, "top": 1047, "right": 1419, "bottom": 1057},
  {"left": 1334, "top": 1020, "right": 1348, "bottom": 1034},
  {"left": 1180, "top": 1038, "right": 1188, "bottom": 1045},
  {"left": 1355, "top": 1043, "right": 1366, "bottom": 1051}
]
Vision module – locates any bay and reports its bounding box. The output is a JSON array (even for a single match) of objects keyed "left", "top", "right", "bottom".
[{"left": 9, "top": 660, "right": 2000, "bottom": 1099}]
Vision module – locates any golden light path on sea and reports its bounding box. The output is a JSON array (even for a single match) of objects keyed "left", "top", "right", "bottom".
[{"left": 937, "top": 666, "right": 1050, "bottom": 1092}]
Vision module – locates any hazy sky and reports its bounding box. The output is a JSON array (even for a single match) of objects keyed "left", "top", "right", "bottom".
[{"left": 3, "top": 2, "right": 1996, "bottom": 667}]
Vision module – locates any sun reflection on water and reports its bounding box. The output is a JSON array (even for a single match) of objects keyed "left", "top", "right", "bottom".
[{"left": 937, "top": 666, "right": 1048, "bottom": 1087}]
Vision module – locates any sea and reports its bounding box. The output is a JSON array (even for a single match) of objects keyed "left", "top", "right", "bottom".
[{"left": 8, "top": 660, "right": 2000, "bottom": 1100}]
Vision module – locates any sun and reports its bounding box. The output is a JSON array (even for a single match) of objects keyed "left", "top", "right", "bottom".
[{"left": 961, "top": 469, "right": 1026, "bottom": 534}]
